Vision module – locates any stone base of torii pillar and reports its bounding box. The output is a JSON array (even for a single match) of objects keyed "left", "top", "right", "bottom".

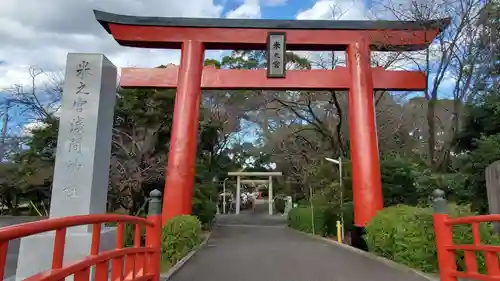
[{"left": 15, "top": 53, "right": 118, "bottom": 281}]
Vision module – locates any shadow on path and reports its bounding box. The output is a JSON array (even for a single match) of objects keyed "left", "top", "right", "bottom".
[{"left": 169, "top": 213, "right": 431, "bottom": 281}]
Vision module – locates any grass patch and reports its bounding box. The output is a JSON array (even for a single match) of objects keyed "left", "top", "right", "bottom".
[{"left": 160, "top": 260, "right": 172, "bottom": 272}]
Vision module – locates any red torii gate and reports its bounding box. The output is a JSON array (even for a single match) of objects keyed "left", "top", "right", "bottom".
[{"left": 94, "top": 10, "right": 449, "bottom": 229}]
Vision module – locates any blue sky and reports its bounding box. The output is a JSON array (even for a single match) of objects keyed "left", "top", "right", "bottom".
[{"left": 218, "top": 0, "right": 375, "bottom": 19}]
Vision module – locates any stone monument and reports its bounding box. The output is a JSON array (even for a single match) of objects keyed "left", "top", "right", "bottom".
[
  {"left": 486, "top": 160, "right": 500, "bottom": 233},
  {"left": 15, "top": 53, "right": 118, "bottom": 280}
]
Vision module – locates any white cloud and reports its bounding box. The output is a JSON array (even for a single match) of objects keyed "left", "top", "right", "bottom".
[
  {"left": 294, "top": 0, "right": 368, "bottom": 69},
  {"left": 21, "top": 121, "right": 48, "bottom": 137},
  {"left": 0, "top": 0, "right": 225, "bottom": 89},
  {"left": 296, "top": 0, "right": 367, "bottom": 20},
  {"left": 225, "top": 0, "right": 261, "bottom": 19},
  {"left": 0, "top": 0, "right": 227, "bottom": 138}
]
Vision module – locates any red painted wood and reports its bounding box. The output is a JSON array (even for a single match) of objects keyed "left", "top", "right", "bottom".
[
  {"left": 448, "top": 245, "right": 500, "bottom": 251},
  {"left": 347, "top": 40, "right": 384, "bottom": 227},
  {"left": 446, "top": 214, "right": 500, "bottom": 225},
  {"left": 95, "top": 261, "right": 109, "bottom": 281},
  {"left": 0, "top": 214, "right": 160, "bottom": 281},
  {"left": 52, "top": 228, "right": 66, "bottom": 270},
  {"left": 146, "top": 214, "right": 162, "bottom": 281},
  {"left": 73, "top": 267, "right": 90, "bottom": 281},
  {"left": 107, "top": 23, "right": 440, "bottom": 50},
  {"left": 23, "top": 248, "right": 154, "bottom": 281},
  {"left": 433, "top": 213, "right": 457, "bottom": 281},
  {"left": 91, "top": 223, "right": 101, "bottom": 255},
  {"left": 162, "top": 41, "right": 205, "bottom": 224},
  {"left": 0, "top": 241, "right": 8, "bottom": 280},
  {"left": 471, "top": 222, "right": 481, "bottom": 244},
  {"left": 133, "top": 224, "right": 144, "bottom": 277},
  {"left": 112, "top": 223, "right": 125, "bottom": 281},
  {"left": 463, "top": 250, "right": 478, "bottom": 273},
  {"left": 0, "top": 215, "right": 152, "bottom": 241},
  {"left": 434, "top": 213, "right": 500, "bottom": 281},
  {"left": 125, "top": 254, "right": 136, "bottom": 280},
  {"left": 485, "top": 250, "right": 500, "bottom": 276},
  {"left": 120, "top": 65, "right": 426, "bottom": 91}
]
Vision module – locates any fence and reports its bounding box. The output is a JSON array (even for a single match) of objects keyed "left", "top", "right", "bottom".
[
  {"left": 0, "top": 190, "right": 163, "bottom": 281},
  {"left": 433, "top": 189, "right": 500, "bottom": 281}
]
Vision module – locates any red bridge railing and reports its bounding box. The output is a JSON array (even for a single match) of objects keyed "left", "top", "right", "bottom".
[
  {"left": 0, "top": 190, "right": 163, "bottom": 281},
  {"left": 433, "top": 189, "right": 500, "bottom": 281}
]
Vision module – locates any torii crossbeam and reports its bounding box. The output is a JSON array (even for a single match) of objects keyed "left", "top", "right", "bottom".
[{"left": 94, "top": 10, "right": 449, "bottom": 230}]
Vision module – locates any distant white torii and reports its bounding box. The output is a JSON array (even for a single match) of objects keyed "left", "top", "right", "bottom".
[{"left": 227, "top": 171, "right": 283, "bottom": 215}]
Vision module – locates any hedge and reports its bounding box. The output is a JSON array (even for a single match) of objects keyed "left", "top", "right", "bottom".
[
  {"left": 287, "top": 202, "right": 353, "bottom": 237},
  {"left": 161, "top": 215, "right": 202, "bottom": 265},
  {"left": 365, "top": 204, "right": 500, "bottom": 273},
  {"left": 288, "top": 206, "right": 327, "bottom": 235},
  {"left": 192, "top": 200, "right": 217, "bottom": 229}
]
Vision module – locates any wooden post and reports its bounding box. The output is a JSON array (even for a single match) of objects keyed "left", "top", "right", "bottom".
[{"left": 147, "top": 190, "right": 163, "bottom": 281}]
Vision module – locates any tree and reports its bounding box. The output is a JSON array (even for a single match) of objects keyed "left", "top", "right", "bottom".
[
  {"left": 108, "top": 88, "right": 174, "bottom": 214},
  {"left": 372, "top": 0, "right": 495, "bottom": 171}
]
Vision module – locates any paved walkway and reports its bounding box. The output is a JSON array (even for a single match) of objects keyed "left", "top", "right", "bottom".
[
  {"left": 169, "top": 212, "right": 431, "bottom": 281},
  {"left": 0, "top": 216, "right": 46, "bottom": 280}
]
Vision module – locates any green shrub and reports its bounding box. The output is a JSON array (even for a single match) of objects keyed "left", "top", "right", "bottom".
[
  {"left": 192, "top": 200, "right": 217, "bottom": 229},
  {"left": 296, "top": 198, "right": 309, "bottom": 206},
  {"left": 287, "top": 206, "right": 336, "bottom": 236},
  {"left": 365, "top": 204, "right": 500, "bottom": 273},
  {"left": 161, "top": 215, "right": 202, "bottom": 265},
  {"left": 365, "top": 205, "right": 436, "bottom": 271},
  {"left": 288, "top": 192, "right": 353, "bottom": 237},
  {"left": 340, "top": 201, "right": 354, "bottom": 233},
  {"left": 105, "top": 221, "right": 145, "bottom": 248}
]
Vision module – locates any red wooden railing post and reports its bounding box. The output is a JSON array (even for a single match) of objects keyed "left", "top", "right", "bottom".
[
  {"left": 147, "top": 189, "right": 163, "bottom": 281},
  {"left": 432, "top": 189, "right": 457, "bottom": 281}
]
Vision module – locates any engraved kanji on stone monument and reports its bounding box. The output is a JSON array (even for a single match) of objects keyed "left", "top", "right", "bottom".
[
  {"left": 267, "top": 32, "right": 286, "bottom": 78},
  {"left": 49, "top": 53, "right": 117, "bottom": 219},
  {"left": 76, "top": 60, "right": 91, "bottom": 79},
  {"left": 61, "top": 60, "right": 93, "bottom": 197},
  {"left": 73, "top": 97, "right": 87, "bottom": 112}
]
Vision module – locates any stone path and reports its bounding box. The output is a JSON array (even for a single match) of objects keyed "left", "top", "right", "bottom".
[
  {"left": 0, "top": 216, "right": 46, "bottom": 280},
  {"left": 168, "top": 212, "right": 432, "bottom": 281}
]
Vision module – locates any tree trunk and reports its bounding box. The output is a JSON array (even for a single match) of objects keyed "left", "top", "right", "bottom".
[{"left": 426, "top": 98, "right": 436, "bottom": 166}]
